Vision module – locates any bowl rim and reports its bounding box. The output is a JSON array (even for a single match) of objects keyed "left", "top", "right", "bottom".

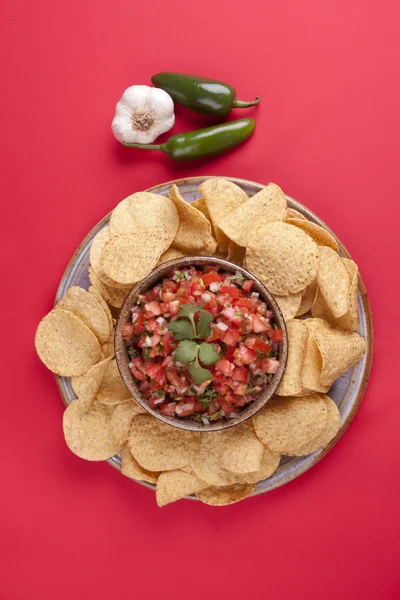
[{"left": 115, "top": 255, "right": 288, "bottom": 432}]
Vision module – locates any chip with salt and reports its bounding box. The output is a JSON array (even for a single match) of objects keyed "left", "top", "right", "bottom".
[
  {"left": 128, "top": 414, "right": 200, "bottom": 472},
  {"left": 253, "top": 394, "right": 328, "bottom": 456},
  {"left": 314, "top": 328, "right": 367, "bottom": 387},
  {"left": 71, "top": 357, "right": 112, "bottom": 410},
  {"left": 219, "top": 423, "right": 265, "bottom": 475},
  {"left": 121, "top": 443, "right": 159, "bottom": 484},
  {"left": 296, "top": 279, "right": 317, "bottom": 316},
  {"left": 35, "top": 309, "right": 101, "bottom": 376},
  {"left": 217, "top": 183, "right": 287, "bottom": 248},
  {"left": 199, "top": 178, "right": 249, "bottom": 251},
  {"left": 157, "top": 247, "right": 184, "bottom": 265},
  {"left": 196, "top": 483, "right": 256, "bottom": 506},
  {"left": 293, "top": 395, "right": 341, "bottom": 456},
  {"left": 235, "top": 447, "right": 281, "bottom": 484},
  {"left": 274, "top": 292, "right": 302, "bottom": 321},
  {"left": 110, "top": 400, "right": 145, "bottom": 447},
  {"left": 227, "top": 242, "right": 246, "bottom": 266},
  {"left": 89, "top": 267, "right": 129, "bottom": 308},
  {"left": 190, "top": 198, "right": 212, "bottom": 223},
  {"left": 156, "top": 470, "right": 207, "bottom": 507},
  {"left": 169, "top": 184, "right": 216, "bottom": 252},
  {"left": 89, "top": 227, "right": 130, "bottom": 288},
  {"left": 63, "top": 399, "right": 122, "bottom": 461},
  {"left": 109, "top": 192, "right": 179, "bottom": 247},
  {"left": 96, "top": 358, "right": 131, "bottom": 405},
  {"left": 316, "top": 247, "right": 350, "bottom": 318},
  {"left": 101, "top": 227, "right": 168, "bottom": 285},
  {"left": 88, "top": 286, "right": 113, "bottom": 332},
  {"left": 286, "top": 207, "right": 307, "bottom": 221},
  {"left": 190, "top": 434, "right": 242, "bottom": 487},
  {"left": 285, "top": 218, "right": 339, "bottom": 252},
  {"left": 301, "top": 320, "right": 331, "bottom": 393},
  {"left": 277, "top": 320, "right": 308, "bottom": 396},
  {"left": 245, "top": 222, "right": 319, "bottom": 295},
  {"left": 57, "top": 286, "right": 111, "bottom": 345}
]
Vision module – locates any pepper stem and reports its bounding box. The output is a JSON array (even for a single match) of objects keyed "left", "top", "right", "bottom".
[
  {"left": 123, "top": 142, "right": 166, "bottom": 152},
  {"left": 232, "top": 97, "right": 260, "bottom": 109}
]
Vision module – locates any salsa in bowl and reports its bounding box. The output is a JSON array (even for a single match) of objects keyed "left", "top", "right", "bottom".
[{"left": 115, "top": 257, "right": 288, "bottom": 431}]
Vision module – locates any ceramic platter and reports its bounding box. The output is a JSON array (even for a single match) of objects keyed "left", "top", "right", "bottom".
[{"left": 55, "top": 176, "right": 373, "bottom": 499}]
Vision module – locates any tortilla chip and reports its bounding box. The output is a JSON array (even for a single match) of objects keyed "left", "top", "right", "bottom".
[
  {"left": 109, "top": 192, "right": 179, "bottom": 249},
  {"left": 217, "top": 183, "right": 287, "bottom": 248},
  {"left": 191, "top": 433, "right": 243, "bottom": 487},
  {"left": 121, "top": 443, "right": 159, "bottom": 483},
  {"left": 197, "top": 483, "right": 256, "bottom": 506},
  {"left": 63, "top": 399, "right": 122, "bottom": 460},
  {"left": 35, "top": 309, "right": 101, "bottom": 376},
  {"left": 219, "top": 423, "right": 265, "bottom": 475},
  {"left": 296, "top": 279, "right": 317, "bottom": 316},
  {"left": 314, "top": 328, "right": 367, "bottom": 387},
  {"left": 110, "top": 400, "right": 145, "bottom": 447},
  {"left": 101, "top": 228, "right": 168, "bottom": 286},
  {"left": 96, "top": 359, "right": 131, "bottom": 404},
  {"left": 274, "top": 292, "right": 302, "bottom": 321},
  {"left": 286, "top": 218, "right": 339, "bottom": 252},
  {"left": 157, "top": 247, "right": 184, "bottom": 265},
  {"left": 90, "top": 227, "right": 130, "bottom": 288},
  {"left": 57, "top": 286, "right": 111, "bottom": 345},
  {"left": 245, "top": 222, "right": 319, "bottom": 295},
  {"left": 227, "top": 242, "right": 246, "bottom": 266},
  {"left": 293, "top": 395, "right": 341, "bottom": 455},
  {"left": 88, "top": 286, "right": 113, "bottom": 332},
  {"left": 199, "top": 178, "right": 249, "bottom": 251},
  {"left": 301, "top": 320, "right": 331, "bottom": 393},
  {"left": 89, "top": 267, "right": 129, "bottom": 309},
  {"left": 236, "top": 447, "right": 281, "bottom": 484},
  {"left": 277, "top": 320, "right": 308, "bottom": 395},
  {"left": 128, "top": 414, "right": 201, "bottom": 472},
  {"left": 71, "top": 357, "right": 112, "bottom": 410},
  {"left": 286, "top": 207, "right": 307, "bottom": 220},
  {"left": 253, "top": 394, "right": 328, "bottom": 455},
  {"left": 169, "top": 184, "right": 216, "bottom": 252},
  {"left": 156, "top": 470, "right": 207, "bottom": 507},
  {"left": 190, "top": 198, "right": 212, "bottom": 224},
  {"left": 316, "top": 247, "right": 350, "bottom": 318}
]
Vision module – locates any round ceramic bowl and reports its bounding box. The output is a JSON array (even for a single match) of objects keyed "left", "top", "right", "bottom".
[{"left": 115, "top": 256, "right": 288, "bottom": 432}]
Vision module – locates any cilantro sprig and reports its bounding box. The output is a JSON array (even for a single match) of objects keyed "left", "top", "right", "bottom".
[{"left": 168, "top": 304, "right": 219, "bottom": 384}]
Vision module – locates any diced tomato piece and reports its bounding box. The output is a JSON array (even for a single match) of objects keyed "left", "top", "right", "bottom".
[
  {"left": 220, "top": 286, "right": 240, "bottom": 298},
  {"left": 162, "top": 281, "right": 178, "bottom": 293},
  {"left": 222, "top": 328, "right": 242, "bottom": 346},
  {"left": 225, "top": 346, "right": 235, "bottom": 361},
  {"left": 259, "top": 358, "right": 280, "bottom": 374},
  {"left": 132, "top": 357, "right": 145, "bottom": 373},
  {"left": 232, "top": 367, "right": 250, "bottom": 383},
  {"left": 245, "top": 336, "right": 272, "bottom": 353},
  {"left": 148, "top": 286, "right": 161, "bottom": 300},
  {"left": 131, "top": 367, "right": 146, "bottom": 381},
  {"left": 207, "top": 400, "right": 220, "bottom": 415},
  {"left": 218, "top": 398, "right": 236, "bottom": 415},
  {"left": 214, "top": 383, "right": 230, "bottom": 395},
  {"left": 145, "top": 362, "right": 166, "bottom": 385},
  {"left": 159, "top": 402, "right": 176, "bottom": 417},
  {"left": 215, "top": 358, "right": 235, "bottom": 376},
  {"left": 202, "top": 272, "right": 220, "bottom": 286},
  {"left": 190, "top": 280, "right": 205, "bottom": 296},
  {"left": 177, "top": 285, "right": 188, "bottom": 297},
  {"left": 203, "top": 301, "right": 219, "bottom": 317},
  {"left": 271, "top": 329, "right": 284, "bottom": 342},
  {"left": 146, "top": 319, "right": 157, "bottom": 332},
  {"left": 166, "top": 369, "right": 183, "bottom": 387},
  {"left": 205, "top": 327, "right": 221, "bottom": 342},
  {"left": 168, "top": 300, "right": 180, "bottom": 316},
  {"left": 230, "top": 382, "right": 249, "bottom": 395},
  {"left": 213, "top": 371, "right": 226, "bottom": 383},
  {"left": 175, "top": 399, "right": 198, "bottom": 417},
  {"left": 159, "top": 302, "right": 170, "bottom": 314},
  {"left": 242, "top": 279, "right": 254, "bottom": 293},
  {"left": 251, "top": 315, "right": 270, "bottom": 333},
  {"left": 162, "top": 333, "right": 176, "bottom": 353},
  {"left": 235, "top": 343, "right": 257, "bottom": 365},
  {"left": 139, "top": 380, "right": 150, "bottom": 392},
  {"left": 234, "top": 298, "right": 253, "bottom": 309},
  {"left": 122, "top": 323, "right": 135, "bottom": 339},
  {"left": 162, "top": 292, "right": 176, "bottom": 303}
]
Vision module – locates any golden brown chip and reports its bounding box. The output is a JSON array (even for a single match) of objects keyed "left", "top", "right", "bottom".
[
  {"left": 89, "top": 267, "right": 129, "bottom": 308},
  {"left": 110, "top": 400, "right": 145, "bottom": 447},
  {"left": 236, "top": 447, "right": 281, "bottom": 484},
  {"left": 190, "top": 434, "right": 241, "bottom": 487},
  {"left": 197, "top": 483, "right": 256, "bottom": 506},
  {"left": 293, "top": 395, "right": 341, "bottom": 455},
  {"left": 301, "top": 322, "right": 330, "bottom": 394},
  {"left": 128, "top": 414, "right": 201, "bottom": 472},
  {"left": 121, "top": 443, "right": 159, "bottom": 483},
  {"left": 227, "top": 242, "right": 246, "bottom": 266},
  {"left": 101, "top": 228, "right": 168, "bottom": 286},
  {"left": 190, "top": 198, "right": 212, "bottom": 223},
  {"left": 296, "top": 279, "right": 317, "bottom": 316},
  {"left": 253, "top": 394, "right": 328, "bottom": 456},
  {"left": 57, "top": 286, "right": 111, "bottom": 345},
  {"left": 109, "top": 192, "right": 179, "bottom": 248},
  {"left": 218, "top": 183, "right": 287, "bottom": 248},
  {"left": 314, "top": 328, "right": 367, "bottom": 386},
  {"left": 274, "top": 292, "right": 302, "bottom": 321},
  {"left": 156, "top": 470, "right": 207, "bottom": 507},
  {"left": 277, "top": 320, "right": 308, "bottom": 396},
  {"left": 71, "top": 357, "right": 112, "bottom": 410},
  {"left": 101, "top": 339, "right": 115, "bottom": 359},
  {"left": 199, "top": 178, "right": 249, "bottom": 251},
  {"left": 63, "top": 399, "right": 122, "bottom": 460},
  {"left": 245, "top": 222, "right": 319, "bottom": 295},
  {"left": 286, "top": 207, "right": 307, "bottom": 220},
  {"left": 157, "top": 247, "right": 184, "bottom": 265},
  {"left": 286, "top": 218, "right": 339, "bottom": 252},
  {"left": 316, "top": 247, "right": 350, "bottom": 318},
  {"left": 35, "top": 309, "right": 101, "bottom": 376},
  {"left": 169, "top": 184, "right": 216, "bottom": 252},
  {"left": 88, "top": 286, "right": 113, "bottom": 332},
  {"left": 89, "top": 227, "right": 128, "bottom": 288},
  {"left": 96, "top": 359, "right": 131, "bottom": 405},
  {"left": 219, "top": 423, "right": 265, "bottom": 475}
]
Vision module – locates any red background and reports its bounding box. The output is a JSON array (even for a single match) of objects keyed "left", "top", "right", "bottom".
[{"left": 1, "top": 0, "right": 400, "bottom": 598}]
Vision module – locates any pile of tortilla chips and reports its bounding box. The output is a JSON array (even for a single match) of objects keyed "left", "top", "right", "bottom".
[{"left": 35, "top": 178, "right": 367, "bottom": 507}]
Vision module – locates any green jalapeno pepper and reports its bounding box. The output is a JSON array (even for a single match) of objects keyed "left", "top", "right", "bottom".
[
  {"left": 123, "top": 118, "right": 255, "bottom": 161},
  {"left": 151, "top": 72, "right": 260, "bottom": 117}
]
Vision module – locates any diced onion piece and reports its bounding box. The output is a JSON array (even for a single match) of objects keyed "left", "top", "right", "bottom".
[{"left": 216, "top": 321, "right": 228, "bottom": 331}]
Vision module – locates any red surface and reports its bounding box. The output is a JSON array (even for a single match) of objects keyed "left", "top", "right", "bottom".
[{"left": 1, "top": 0, "right": 400, "bottom": 598}]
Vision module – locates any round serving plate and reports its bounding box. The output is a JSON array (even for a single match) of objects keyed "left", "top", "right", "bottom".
[{"left": 55, "top": 176, "right": 373, "bottom": 499}]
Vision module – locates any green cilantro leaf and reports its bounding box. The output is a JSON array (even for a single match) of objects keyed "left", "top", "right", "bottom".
[
  {"left": 168, "top": 319, "right": 195, "bottom": 340},
  {"left": 187, "top": 357, "right": 213, "bottom": 384},
  {"left": 174, "top": 340, "right": 199, "bottom": 364},
  {"left": 198, "top": 342, "right": 219, "bottom": 365},
  {"left": 196, "top": 309, "right": 213, "bottom": 339}
]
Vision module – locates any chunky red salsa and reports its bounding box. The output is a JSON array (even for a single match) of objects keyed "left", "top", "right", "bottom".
[{"left": 123, "top": 266, "right": 283, "bottom": 423}]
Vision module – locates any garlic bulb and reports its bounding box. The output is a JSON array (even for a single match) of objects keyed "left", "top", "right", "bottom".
[{"left": 112, "top": 85, "right": 175, "bottom": 144}]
